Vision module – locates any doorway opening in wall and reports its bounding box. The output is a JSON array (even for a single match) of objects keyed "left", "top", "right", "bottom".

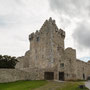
[
  {"left": 59, "top": 72, "right": 64, "bottom": 81},
  {"left": 83, "top": 74, "right": 85, "bottom": 80},
  {"left": 44, "top": 72, "right": 54, "bottom": 80},
  {"left": 87, "top": 76, "right": 90, "bottom": 80}
]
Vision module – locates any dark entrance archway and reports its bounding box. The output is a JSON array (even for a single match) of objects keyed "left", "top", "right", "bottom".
[
  {"left": 83, "top": 74, "right": 85, "bottom": 80},
  {"left": 44, "top": 72, "right": 54, "bottom": 80},
  {"left": 59, "top": 72, "right": 64, "bottom": 81},
  {"left": 87, "top": 76, "right": 90, "bottom": 80}
]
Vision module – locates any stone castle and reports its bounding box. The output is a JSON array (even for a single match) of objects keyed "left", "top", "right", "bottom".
[{"left": 15, "top": 18, "right": 90, "bottom": 81}]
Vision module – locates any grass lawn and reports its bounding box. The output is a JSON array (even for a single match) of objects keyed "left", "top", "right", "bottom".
[
  {"left": 0, "top": 80, "right": 47, "bottom": 90},
  {"left": 57, "top": 82, "right": 89, "bottom": 90},
  {"left": 0, "top": 80, "right": 89, "bottom": 90}
]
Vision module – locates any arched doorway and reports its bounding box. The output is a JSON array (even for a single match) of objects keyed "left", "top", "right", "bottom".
[
  {"left": 44, "top": 72, "right": 54, "bottom": 80},
  {"left": 59, "top": 72, "right": 64, "bottom": 81},
  {"left": 83, "top": 74, "right": 85, "bottom": 80}
]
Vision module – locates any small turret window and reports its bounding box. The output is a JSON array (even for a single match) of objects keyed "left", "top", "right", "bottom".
[
  {"left": 36, "top": 37, "right": 40, "bottom": 42},
  {"left": 57, "top": 45, "right": 61, "bottom": 51},
  {"left": 60, "top": 63, "right": 64, "bottom": 68}
]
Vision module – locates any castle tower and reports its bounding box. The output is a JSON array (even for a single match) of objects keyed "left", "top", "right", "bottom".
[{"left": 29, "top": 17, "right": 65, "bottom": 69}]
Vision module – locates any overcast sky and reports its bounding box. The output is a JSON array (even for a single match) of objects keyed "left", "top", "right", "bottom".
[{"left": 0, "top": 0, "right": 90, "bottom": 62}]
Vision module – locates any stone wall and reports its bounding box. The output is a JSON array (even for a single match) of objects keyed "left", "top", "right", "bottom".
[
  {"left": 87, "top": 63, "right": 90, "bottom": 78},
  {"left": 64, "top": 48, "right": 77, "bottom": 80},
  {"left": 16, "top": 50, "right": 30, "bottom": 69},
  {"left": 0, "top": 69, "right": 31, "bottom": 83},
  {"left": 76, "top": 60, "right": 88, "bottom": 80}
]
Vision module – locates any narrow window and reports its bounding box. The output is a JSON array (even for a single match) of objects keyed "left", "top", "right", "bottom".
[
  {"left": 42, "top": 55, "right": 44, "bottom": 58},
  {"left": 57, "top": 46, "right": 59, "bottom": 51},
  {"left": 69, "top": 59, "right": 71, "bottom": 63},
  {"left": 57, "top": 45, "right": 61, "bottom": 51},
  {"left": 83, "top": 74, "right": 85, "bottom": 80},
  {"left": 67, "top": 74, "right": 69, "bottom": 77},
  {"left": 36, "top": 37, "right": 40, "bottom": 42},
  {"left": 60, "top": 63, "right": 64, "bottom": 68}
]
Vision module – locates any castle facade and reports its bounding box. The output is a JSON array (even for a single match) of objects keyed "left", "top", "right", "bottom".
[{"left": 16, "top": 18, "right": 90, "bottom": 81}]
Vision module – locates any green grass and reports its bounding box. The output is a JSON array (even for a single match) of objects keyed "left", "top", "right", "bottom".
[
  {"left": 0, "top": 80, "right": 47, "bottom": 90},
  {"left": 0, "top": 80, "right": 89, "bottom": 90},
  {"left": 57, "top": 82, "right": 89, "bottom": 90}
]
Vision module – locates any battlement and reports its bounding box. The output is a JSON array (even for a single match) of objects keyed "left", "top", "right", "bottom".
[
  {"left": 65, "top": 47, "right": 76, "bottom": 59},
  {"left": 88, "top": 61, "right": 90, "bottom": 64},
  {"left": 29, "top": 17, "right": 65, "bottom": 41},
  {"left": 40, "top": 17, "right": 58, "bottom": 30},
  {"left": 59, "top": 29, "right": 65, "bottom": 39}
]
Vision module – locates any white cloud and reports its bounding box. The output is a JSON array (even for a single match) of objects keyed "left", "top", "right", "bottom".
[
  {"left": 48, "top": 0, "right": 90, "bottom": 60},
  {"left": 72, "top": 21, "right": 90, "bottom": 49},
  {"left": 49, "top": 0, "right": 90, "bottom": 18},
  {"left": 0, "top": 0, "right": 56, "bottom": 57},
  {"left": 0, "top": 0, "right": 90, "bottom": 62}
]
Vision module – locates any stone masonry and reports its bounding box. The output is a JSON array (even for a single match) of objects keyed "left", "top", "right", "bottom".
[{"left": 15, "top": 18, "right": 90, "bottom": 81}]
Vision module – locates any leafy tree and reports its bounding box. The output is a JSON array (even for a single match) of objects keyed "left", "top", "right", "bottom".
[{"left": 0, "top": 55, "right": 18, "bottom": 69}]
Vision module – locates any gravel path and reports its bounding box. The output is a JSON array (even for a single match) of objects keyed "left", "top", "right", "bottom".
[
  {"left": 33, "top": 81, "right": 89, "bottom": 90},
  {"left": 85, "top": 81, "right": 90, "bottom": 89},
  {"left": 33, "top": 81, "right": 64, "bottom": 90}
]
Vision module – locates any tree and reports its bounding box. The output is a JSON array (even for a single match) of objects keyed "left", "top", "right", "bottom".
[{"left": 0, "top": 55, "right": 18, "bottom": 69}]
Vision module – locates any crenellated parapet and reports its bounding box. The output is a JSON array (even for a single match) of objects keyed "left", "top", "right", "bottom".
[
  {"left": 29, "top": 17, "right": 65, "bottom": 42},
  {"left": 65, "top": 47, "right": 76, "bottom": 59},
  {"left": 40, "top": 17, "right": 58, "bottom": 31},
  {"left": 88, "top": 60, "right": 90, "bottom": 64},
  {"left": 29, "top": 33, "right": 34, "bottom": 41},
  {"left": 29, "top": 30, "right": 40, "bottom": 41},
  {"left": 60, "top": 29, "right": 65, "bottom": 38}
]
